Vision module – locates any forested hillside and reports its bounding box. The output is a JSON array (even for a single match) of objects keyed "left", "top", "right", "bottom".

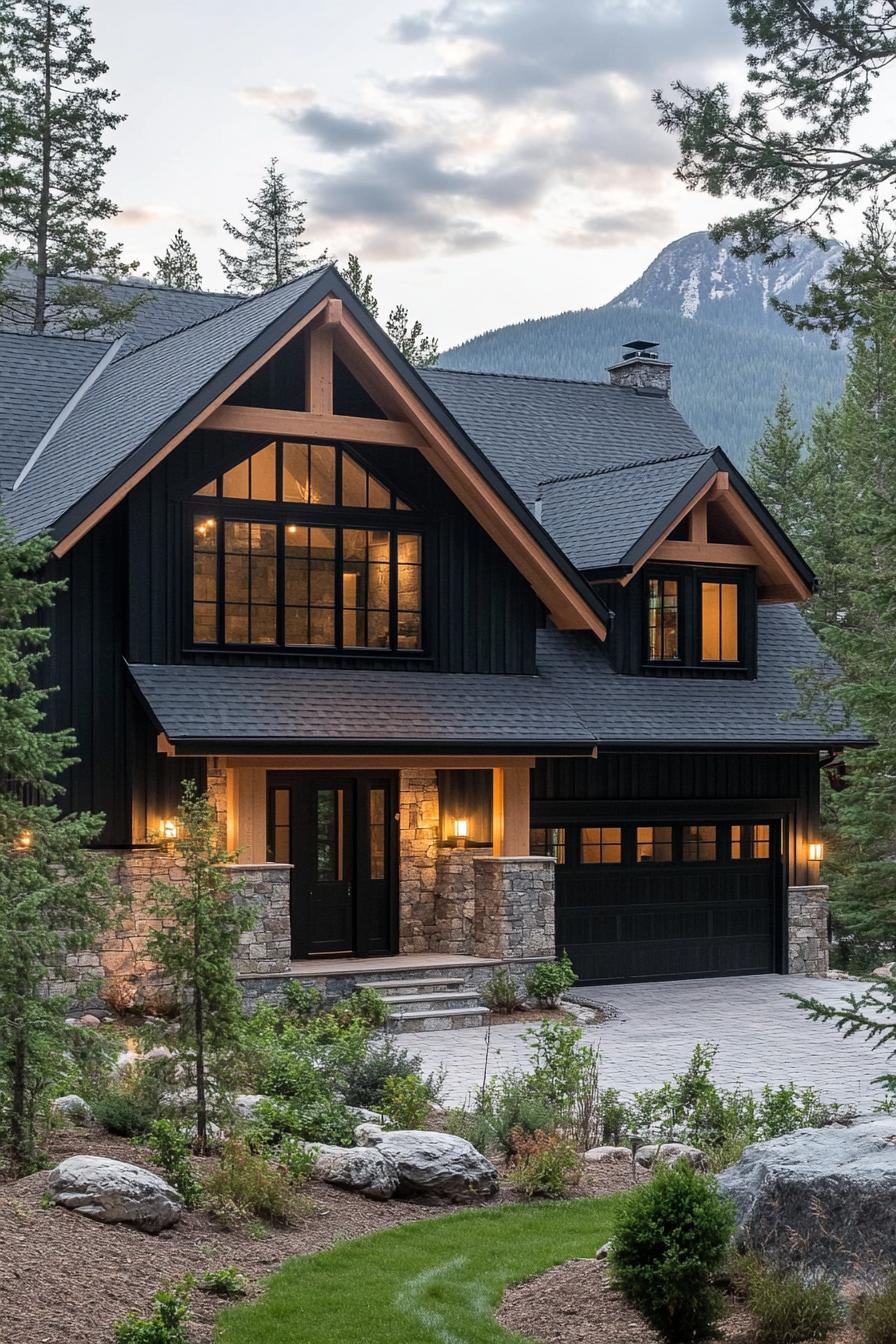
[{"left": 439, "top": 234, "right": 848, "bottom": 464}]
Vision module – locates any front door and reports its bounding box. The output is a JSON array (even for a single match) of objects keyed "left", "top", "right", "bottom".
[{"left": 268, "top": 772, "right": 399, "bottom": 959}]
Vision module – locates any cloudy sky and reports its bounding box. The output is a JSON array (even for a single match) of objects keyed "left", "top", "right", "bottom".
[{"left": 91, "top": 0, "right": 753, "bottom": 346}]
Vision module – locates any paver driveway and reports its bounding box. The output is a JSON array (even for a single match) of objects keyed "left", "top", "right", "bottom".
[{"left": 413, "top": 975, "right": 889, "bottom": 1110}]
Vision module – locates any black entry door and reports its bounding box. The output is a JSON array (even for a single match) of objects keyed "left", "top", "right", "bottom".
[
  {"left": 268, "top": 772, "right": 398, "bottom": 959},
  {"left": 551, "top": 818, "right": 782, "bottom": 983}
]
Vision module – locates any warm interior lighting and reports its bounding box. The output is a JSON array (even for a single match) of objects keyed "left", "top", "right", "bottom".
[
  {"left": 454, "top": 818, "right": 468, "bottom": 838},
  {"left": 809, "top": 841, "right": 825, "bottom": 863}
]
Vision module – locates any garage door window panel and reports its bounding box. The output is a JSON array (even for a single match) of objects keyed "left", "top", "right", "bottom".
[
  {"left": 581, "top": 826, "right": 623, "bottom": 864},
  {"left": 530, "top": 827, "right": 566, "bottom": 863},
  {"left": 636, "top": 826, "right": 673, "bottom": 863},
  {"left": 682, "top": 824, "right": 717, "bottom": 861}
]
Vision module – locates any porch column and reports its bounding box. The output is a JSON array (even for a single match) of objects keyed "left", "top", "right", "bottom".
[
  {"left": 788, "top": 884, "right": 830, "bottom": 977},
  {"left": 493, "top": 765, "right": 531, "bottom": 855},
  {"left": 230, "top": 767, "right": 268, "bottom": 863}
]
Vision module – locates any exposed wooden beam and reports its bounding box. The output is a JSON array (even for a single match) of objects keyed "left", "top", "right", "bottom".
[
  {"left": 709, "top": 472, "right": 729, "bottom": 495},
  {"left": 219, "top": 754, "right": 539, "bottom": 770},
  {"left": 652, "top": 540, "right": 761, "bottom": 566},
  {"left": 202, "top": 403, "right": 428, "bottom": 450},
  {"left": 690, "top": 499, "right": 708, "bottom": 544},
  {"left": 305, "top": 325, "right": 334, "bottom": 416},
  {"left": 619, "top": 474, "right": 719, "bottom": 587},
  {"left": 319, "top": 297, "right": 343, "bottom": 329}
]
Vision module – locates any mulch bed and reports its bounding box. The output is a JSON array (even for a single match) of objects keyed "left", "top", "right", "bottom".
[
  {"left": 0, "top": 1127, "right": 638, "bottom": 1344},
  {"left": 487, "top": 1007, "right": 606, "bottom": 1026},
  {"left": 499, "top": 1257, "right": 862, "bottom": 1344}
]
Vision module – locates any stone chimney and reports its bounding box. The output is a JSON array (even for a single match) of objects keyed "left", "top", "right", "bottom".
[{"left": 607, "top": 340, "right": 671, "bottom": 395}]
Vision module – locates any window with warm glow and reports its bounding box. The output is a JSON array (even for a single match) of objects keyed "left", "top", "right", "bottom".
[
  {"left": 646, "top": 577, "right": 679, "bottom": 661},
  {"left": 701, "top": 580, "right": 739, "bottom": 662},
  {"left": 731, "top": 823, "right": 771, "bottom": 860},
  {"left": 581, "top": 826, "right": 622, "bottom": 864},
  {"left": 190, "top": 443, "right": 421, "bottom": 652},
  {"left": 682, "top": 824, "right": 717, "bottom": 861},
  {"left": 636, "top": 826, "right": 673, "bottom": 863}
]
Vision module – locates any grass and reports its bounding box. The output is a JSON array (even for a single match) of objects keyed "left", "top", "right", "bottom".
[{"left": 216, "top": 1196, "right": 622, "bottom": 1344}]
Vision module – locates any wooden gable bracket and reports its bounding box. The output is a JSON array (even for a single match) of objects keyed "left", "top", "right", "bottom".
[{"left": 622, "top": 469, "right": 811, "bottom": 602}]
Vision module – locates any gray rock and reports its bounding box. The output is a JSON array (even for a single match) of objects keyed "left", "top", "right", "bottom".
[
  {"left": 233, "top": 1094, "right": 268, "bottom": 1121},
  {"left": 47, "top": 1156, "right": 183, "bottom": 1234},
  {"left": 349, "top": 1106, "right": 394, "bottom": 1126},
  {"left": 718, "top": 1119, "right": 896, "bottom": 1285},
  {"left": 51, "top": 1094, "right": 93, "bottom": 1124},
  {"left": 312, "top": 1144, "right": 399, "bottom": 1200},
  {"left": 635, "top": 1142, "right": 709, "bottom": 1172},
  {"left": 595, "top": 1240, "right": 613, "bottom": 1260},
  {"left": 79, "top": 1014, "right": 101, "bottom": 1027},
  {"left": 583, "top": 1145, "right": 631, "bottom": 1164},
  {"left": 355, "top": 1124, "right": 498, "bottom": 1200}
]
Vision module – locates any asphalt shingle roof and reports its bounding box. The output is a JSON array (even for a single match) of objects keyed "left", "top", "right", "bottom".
[
  {"left": 0, "top": 333, "right": 112, "bottom": 490},
  {"left": 538, "top": 451, "right": 712, "bottom": 571},
  {"left": 128, "top": 662, "right": 595, "bottom": 750},
  {"left": 421, "top": 367, "right": 709, "bottom": 504},
  {"left": 4, "top": 266, "right": 330, "bottom": 540}
]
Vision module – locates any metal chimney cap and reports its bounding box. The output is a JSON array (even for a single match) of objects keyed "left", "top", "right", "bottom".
[{"left": 622, "top": 339, "right": 659, "bottom": 361}]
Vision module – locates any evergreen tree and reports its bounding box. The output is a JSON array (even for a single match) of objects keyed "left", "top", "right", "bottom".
[
  {"left": 801, "top": 404, "right": 851, "bottom": 633},
  {"left": 340, "top": 252, "right": 439, "bottom": 367},
  {"left": 747, "top": 385, "right": 807, "bottom": 540},
  {"left": 0, "top": 0, "right": 143, "bottom": 334},
  {"left": 145, "top": 782, "right": 254, "bottom": 1152},
  {"left": 220, "top": 158, "right": 325, "bottom": 292},
  {"left": 0, "top": 519, "right": 114, "bottom": 1173},
  {"left": 153, "top": 229, "right": 203, "bottom": 292}
]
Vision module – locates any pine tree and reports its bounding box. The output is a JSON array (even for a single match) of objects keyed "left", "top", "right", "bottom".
[
  {"left": 220, "top": 158, "right": 326, "bottom": 292},
  {"left": 340, "top": 252, "right": 439, "bottom": 367},
  {"left": 0, "top": 0, "right": 143, "bottom": 334},
  {"left": 0, "top": 519, "right": 114, "bottom": 1173},
  {"left": 747, "top": 386, "right": 807, "bottom": 540},
  {"left": 153, "top": 229, "right": 203, "bottom": 292},
  {"left": 146, "top": 783, "right": 254, "bottom": 1152}
]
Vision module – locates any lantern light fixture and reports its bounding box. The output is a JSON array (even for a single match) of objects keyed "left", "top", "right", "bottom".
[
  {"left": 161, "top": 818, "right": 177, "bottom": 841},
  {"left": 14, "top": 829, "right": 33, "bottom": 852},
  {"left": 808, "top": 841, "right": 824, "bottom": 863}
]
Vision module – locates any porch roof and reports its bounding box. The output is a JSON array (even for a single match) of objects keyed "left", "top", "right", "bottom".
[{"left": 127, "top": 661, "right": 597, "bottom": 756}]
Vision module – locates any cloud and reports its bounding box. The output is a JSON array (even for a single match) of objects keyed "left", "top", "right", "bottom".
[
  {"left": 285, "top": 106, "right": 396, "bottom": 152},
  {"left": 556, "top": 205, "right": 678, "bottom": 248},
  {"left": 237, "top": 84, "right": 314, "bottom": 112},
  {"left": 117, "top": 205, "right": 217, "bottom": 237}
]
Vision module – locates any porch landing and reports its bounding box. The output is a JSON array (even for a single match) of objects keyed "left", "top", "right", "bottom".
[{"left": 288, "top": 952, "right": 501, "bottom": 977}]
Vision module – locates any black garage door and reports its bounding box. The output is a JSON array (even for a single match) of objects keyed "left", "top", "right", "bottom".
[{"left": 536, "top": 819, "right": 782, "bottom": 983}]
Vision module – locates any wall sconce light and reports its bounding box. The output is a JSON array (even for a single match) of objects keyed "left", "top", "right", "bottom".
[
  {"left": 13, "top": 829, "right": 32, "bottom": 852},
  {"left": 454, "top": 818, "right": 468, "bottom": 848},
  {"left": 808, "top": 841, "right": 824, "bottom": 863},
  {"left": 161, "top": 818, "right": 177, "bottom": 842}
]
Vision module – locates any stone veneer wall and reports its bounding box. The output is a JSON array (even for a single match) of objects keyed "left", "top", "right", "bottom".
[
  {"left": 399, "top": 768, "right": 440, "bottom": 952},
  {"left": 52, "top": 849, "right": 292, "bottom": 1011},
  {"left": 788, "top": 884, "right": 830, "bottom": 977},
  {"left": 433, "top": 849, "right": 481, "bottom": 954},
  {"left": 474, "top": 856, "right": 556, "bottom": 960}
]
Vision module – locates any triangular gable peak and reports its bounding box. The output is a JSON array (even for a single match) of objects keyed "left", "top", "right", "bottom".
[
  {"left": 619, "top": 465, "right": 813, "bottom": 602},
  {"left": 49, "top": 278, "right": 606, "bottom": 639}
]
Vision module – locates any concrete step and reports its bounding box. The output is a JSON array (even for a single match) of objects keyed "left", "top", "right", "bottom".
[
  {"left": 357, "top": 976, "right": 466, "bottom": 992},
  {"left": 387, "top": 1004, "right": 491, "bottom": 1033},
  {"left": 384, "top": 989, "right": 484, "bottom": 1012}
]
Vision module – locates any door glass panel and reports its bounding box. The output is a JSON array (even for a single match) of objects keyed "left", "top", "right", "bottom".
[
  {"left": 316, "top": 788, "right": 344, "bottom": 882},
  {"left": 636, "top": 825, "right": 673, "bottom": 863},
  {"left": 682, "top": 824, "right": 717, "bottom": 861},
  {"left": 529, "top": 826, "right": 566, "bottom": 863},
  {"left": 369, "top": 787, "right": 386, "bottom": 881},
  {"left": 581, "top": 826, "right": 622, "bottom": 864},
  {"left": 270, "top": 788, "right": 291, "bottom": 863}
]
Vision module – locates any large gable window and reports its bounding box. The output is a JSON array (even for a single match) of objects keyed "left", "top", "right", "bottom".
[
  {"left": 190, "top": 442, "right": 422, "bottom": 653},
  {"left": 642, "top": 565, "right": 751, "bottom": 674}
]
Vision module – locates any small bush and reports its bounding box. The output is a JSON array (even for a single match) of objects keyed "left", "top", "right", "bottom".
[
  {"left": 744, "top": 1257, "right": 841, "bottom": 1344},
  {"left": 146, "top": 1120, "right": 203, "bottom": 1209},
  {"left": 598, "top": 1086, "right": 630, "bottom": 1146},
  {"left": 525, "top": 952, "right": 577, "bottom": 1007},
  {"left": 91, "top": 1087, "right": 157, "bottom": 1138},
  {"left": 203, "top": 1139, "right": 303, "bottom": 1226},
  {"left": 859, "top": 1275, "right": 896, "bottom": 1344},
  {"left": 381, "top": 1073, "right": 430, "bottom": 1129},
  {"left": 481, "top": 967, "right": 524, "bottom": 1013},
  {"left": 444, "top": 1073, "right": 561, "bottom": 1158},
  {"left": 610, "top": 1161, "right": 735, "bottom": 1343},
  {"left": 507, "top": 1127, "right": 581, "bottom": 1198},
  {"left": 282, "top": 981, "right": 324, "bottom": 1018},
  {"left": 276, "top": 1136, "right": 318, "bottom": 1183},
  {"left": 113, "top": 1283, "right": 190, "bottom": 1344},
  {"left": 340, "top": 1036, "right": 441, "bottom": 1110},
  {"left": 251, "top": 1095, "right": 357, "bottom": 1148},
  {"left": 196, "top": 1267, "right": 249, "bottom": 1299},
  {"left": 329, "top": 987, "right": 388, "bottom": 1030}
]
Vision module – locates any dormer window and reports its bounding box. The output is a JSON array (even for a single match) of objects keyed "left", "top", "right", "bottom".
[
  {"left": 189, "top": 442, "right": 422, "bottom": 653},
  {"left": 647, "top": 577, "right": 680, "bottom": 661},
  {"left": 643, "top": 564, "right": 752, "bottom": 674},
  {"left": 700, "top": 579, "right": 739, "bottom": 663}
]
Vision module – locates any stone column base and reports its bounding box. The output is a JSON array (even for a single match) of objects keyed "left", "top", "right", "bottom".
[
  {"left": 474, "top": 856, "right": 556, "bottom": 960},
  {"left": 788, "top": 884, "right": 829, "bottom": 977}
]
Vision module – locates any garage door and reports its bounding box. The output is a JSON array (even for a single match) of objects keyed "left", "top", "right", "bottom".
[{"left": 534, "top": 819, "right": 781, "bottom": 983}]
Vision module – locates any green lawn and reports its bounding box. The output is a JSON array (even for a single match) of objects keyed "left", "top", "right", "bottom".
[{"left": 216, "top": 1196, "right": 622, "bottom": 1344}]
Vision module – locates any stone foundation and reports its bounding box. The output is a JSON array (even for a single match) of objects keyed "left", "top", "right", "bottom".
[
  {"left": 474, "top": 856, "right": 556, "bottom": 959},
  {"left": 399, "top": 768, "right": 440, "bottom": 952},
  {"left": 788, "top": 884, "right": 830, "bottom": 977}
]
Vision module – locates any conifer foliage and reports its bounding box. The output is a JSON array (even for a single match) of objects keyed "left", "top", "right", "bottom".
[
  {"left": 220, "top": 158, "right": 326, "bottom": 292},
  {"left": 153, "top": 229, "right": 203, "bottom": 292},
  {"left": 0, "top": 0, "right": 142, "bottom": 334},
  {"left": 340, "top": 252, "right": 439, "bottom": 367},
  {"left": 747, "top": 386, "right": 807, "bottom": 541},
  {"left": 0, "top": 521, "right": 114, "bottom": 1173}
]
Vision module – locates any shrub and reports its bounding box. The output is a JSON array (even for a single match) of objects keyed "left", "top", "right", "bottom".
[
  {"left": 381, "top": 1073, "right": 430, "bottom": 1129},
  {"left": 282, "top": 981, "right": 324, "bottom": 1018},
  {"left": 525, "top": 952, "right": 577, "bottom": 1007},
  {"left": 196, "top": 1267, "right": 249, "bottom": 1299},
  {"left": 524, "top": 1018, "right": 596, "bottom": 1110},
  {"left": 598, "top": 1086, "right": 630, "bottom": 1146},
  {"left": 610, "top": 1161, "right": 735, "bottom": 1343},
  {"left": 146, "top": 1119, "right": 203, "bottom": 1209},
  {"left": 250, "top": 1095, "right": 357, "bottom": 1149},
  {"left": 481, "top": 967, "right": 524, "bottom": 1013},
  {"left": 859, "top": 1275, "right": 896, "bottom": 1344},
  {"left": 91, "top": 1086, "right": 157, "bottom": 1138},
  {"left": 203, "top": 1139, "right": 304, "bottom": 1226},
  {"left": 341, "top": 1036, "right": 441, "bottom": 1110},
  {"left": 113, "top": 1284, "right": 190, "bottom": 1344},
  {"left": 743, "top": 1257, "right": 841, "bottom": 1344},
  {"left": 444, "top": 1073, "right": 561, "bottom": 1158},
  {"left": 507, "top": 1127, "right": 581, "bottom": 1198},
  {"left": 277, "top": 1136, "right": 318, "bottom": 1182},
  {"left": 329, "top": 987, "right": 388, "bottom": 1030}
]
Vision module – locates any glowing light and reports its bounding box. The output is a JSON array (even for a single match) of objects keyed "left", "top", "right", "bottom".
[
  {"left": 454, "top": 818, "right": 468, "bottom": 839},
  {"left": 14, "top": 829, "right": 32, "bottom": 851},
  {"left": 161, "top": 818, "right": 177, "bottom": 841},
  {"left": 809, "top": 841, "right": 825, "bottom": 863}
]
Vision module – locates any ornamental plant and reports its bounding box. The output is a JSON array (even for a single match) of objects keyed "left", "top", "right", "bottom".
[{"left": 525, "top": 952, "right": 577, "bottom": 1007}]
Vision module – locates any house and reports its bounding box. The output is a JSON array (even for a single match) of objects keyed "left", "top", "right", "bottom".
[{"left": 0, "top": 264, "right": 869, "bottom": 1020}]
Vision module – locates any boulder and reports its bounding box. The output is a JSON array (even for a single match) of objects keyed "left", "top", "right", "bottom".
[
  {"left": 355, "top": 1124, "right": 498, "bottom": 1200},
  {"left": 718, "top": 1119, "right": 896, "bottom": 1285},
  {"left": 635, "top": 1142, "right": 708, "bottom": 1172},
  {"left": 312, "top": 1144, "right": 399, "bottom": 1200},
  {"left": 233, "top": 1094, "right": 268, "bottom": 1121},
  {"left": 51, "top": 1094, "right": 93, "bottom": 1124},
  {"left": 47, "top": 1156, "right": 183, "bottom": 1233},
  {"left": 349, "top": 1106, "right": 394, "bottom": 1126},
  {"left": 583, "top": 1145, "right": 631, "bottom": 1164}
]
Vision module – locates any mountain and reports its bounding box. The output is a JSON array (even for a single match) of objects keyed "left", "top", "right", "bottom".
[{"left": 438, "top": 232, "right": 849, "bottom": 466}]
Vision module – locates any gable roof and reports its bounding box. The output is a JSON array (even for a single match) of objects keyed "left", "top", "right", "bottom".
[{"left": 0, "top": 333, "right": 112, "bottom": 490}]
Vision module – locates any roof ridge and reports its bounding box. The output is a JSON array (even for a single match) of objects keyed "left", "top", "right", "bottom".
[
  {"left": 0, "top": 329, "right": 114, "bottom": 348},
  {"left": 44, "top": 270, "right": 240, "bottom": 302},
  {"left": 538, "top": 449, "right": 711, "bottom": 488},
  {"left": 111, "top": 262, "right": 335, "bottom": 365},
  {"left": 427, "top": 366, "right": 617, "bottom": 391}
]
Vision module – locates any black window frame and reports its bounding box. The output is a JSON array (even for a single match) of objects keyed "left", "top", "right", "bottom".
[{"left": 641, "top": 563, "right": 755, "bottom": 676}]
